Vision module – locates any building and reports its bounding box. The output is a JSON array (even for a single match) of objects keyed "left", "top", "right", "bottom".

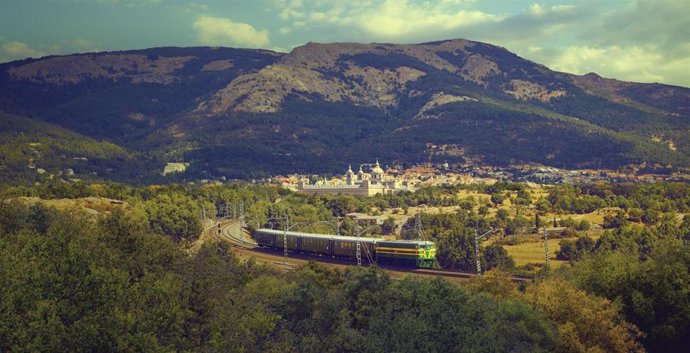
[
  {"left": 296, "top": 161, "right": 414, "bottom": 196},
  {"left": 346, "top": 212, "right": 387, "bottom": 227}
]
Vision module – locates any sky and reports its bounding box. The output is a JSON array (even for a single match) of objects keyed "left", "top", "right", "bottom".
[{"left": 1, "top": 0, "right": 688, "bottom": 87}]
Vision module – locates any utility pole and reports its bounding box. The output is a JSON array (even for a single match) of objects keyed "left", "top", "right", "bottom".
[
  {"left": 356, "top": 226, "right": 362, "bottom": 267},
  {"left": 543, "top": 228, "right": 551, "bottom": 268},
  {"left": 415, "top": 213, "right": 423, "bottom": 240},
  {"left": 474, "top": 229, "right": 493, "bottom": 275},
  {"left": 355, "top": 225, "right": 374, "bottom": 266},
  {"left": 284, "top": 213, "right": 289, "bottom": 257},
  {"left": 474, "top": 230, "right": 481, "bottom": 275}
]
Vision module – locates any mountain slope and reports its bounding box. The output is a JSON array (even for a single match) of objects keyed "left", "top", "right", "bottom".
[
  {"left": 0, "top": 112, "right": 156, "bottom": 181},
  {"left": 0, "top": 47, "right": 282, "bottom": 144},
  {"left": 1, "top": 40, "right": 689, "bottom": 180}
]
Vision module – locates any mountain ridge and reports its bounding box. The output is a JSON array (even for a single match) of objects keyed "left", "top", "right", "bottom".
[{"left": 0, "top": 39, "right": 689, "bottom": 181}]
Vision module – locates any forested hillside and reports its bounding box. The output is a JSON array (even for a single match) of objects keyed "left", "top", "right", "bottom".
[
  {"left": 0, "top": 112, "right": 157, "bottom": 182},
  {"left": 2, "top": 180, "right": 690, "bottom": 352},
  {"left": 1, "top": 40, "right": 689, "bottom": 181}
]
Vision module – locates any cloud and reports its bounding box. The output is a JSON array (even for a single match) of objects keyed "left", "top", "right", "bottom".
[
  {"left": 264, "top": 0, "right": 689, "bottom": 86},
  {"left": 272, "top": 0, "right": 501, "bottom": 42},
  {"left": 587, "top": 0, "right": 690, "bottom": 50},
  {"left": 193, "top": 16, "right": 270, "bottom": 47},
  {"left": 0, "top": 41, "right": 45, "bottom": 63},
  {"left": 544, "top": 44, "right": 690, "bottom": 85},
  {"left": 49, "top": 38, "right": 101, "bottom": 54},
  {"left": 355, "top": 0, "right": 502, "bottom": 38}
]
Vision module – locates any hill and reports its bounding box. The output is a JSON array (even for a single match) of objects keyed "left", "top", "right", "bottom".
[
  {"left": 0, "top": 112, "right": 154, "bottom": 182},
  {"left": 1, "top": 40, "right": 689, "bottom": 180}
]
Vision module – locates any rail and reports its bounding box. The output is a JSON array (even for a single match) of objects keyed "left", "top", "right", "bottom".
[{"left": 207, "top": 218, "right": 532, "bottom": 283}]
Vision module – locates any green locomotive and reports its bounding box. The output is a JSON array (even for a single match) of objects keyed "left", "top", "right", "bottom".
[{"left": 374, "top": 240, "right": 437, "bottom": 268}]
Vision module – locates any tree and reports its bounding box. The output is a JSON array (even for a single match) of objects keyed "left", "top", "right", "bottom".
[
  {"left": 535, "top": 197, "right": 552, "bottom": 213},
  {"left": 145, "top": 192, "right": 207, "bottom": 242},
  {"left": 641, "top": 208, "right": 660, "bottom": 226},
  {"left": 491, "top": 193, "right": 506, "bottom": 207},
  {"left": 381, "top": 217, "right": 396, "bottom": 235},
  {"left": 575, "top": 219, "right": 590, "bottom": 232},
  {"left": 523, "top": 279, "right": 644, "bottom": 353},
  {"left": 436, "top": 230, "right": 481, "bottom": 271},
  {"left": 628, "top": 208, "right": 644, "bottom": 222},
  {"left": 571, "top": 240, "right": 690, "bottom": 353},
  {"left": 340, "top": 216, "right": 356, "bottom": 236},
  {"left": 483, "top": 244, "right": 515, "bottom": 271},
  {"left": 557, "top": 239, "right": 576, "bottom": 261},
  {"left": 557, "top": 237, "right": 594, "bottom": 262},
  {"left": 603, "top": 210, "right": 629, "bottom": 229},
  {"left": 326, "top": 195, "right": 359, "bottom": 217}
]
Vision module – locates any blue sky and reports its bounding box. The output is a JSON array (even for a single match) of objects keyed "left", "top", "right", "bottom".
[{"left": 1, "top": 0, "right": 689, "bottom": 87}]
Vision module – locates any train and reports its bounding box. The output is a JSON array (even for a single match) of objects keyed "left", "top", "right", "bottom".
[{"left": 252, "top": 228, "right": 437, "bottom": 268}]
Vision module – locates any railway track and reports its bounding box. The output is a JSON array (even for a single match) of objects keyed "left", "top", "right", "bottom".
[{"left": 207, "top": 219, "right": 532, "bottom": 283}]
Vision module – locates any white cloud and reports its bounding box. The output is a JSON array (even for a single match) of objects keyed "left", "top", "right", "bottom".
[
  {"left": 182, "top": 2, "right": 208, "bottom": 12},
  {"left": 0, "top": 41, "right": 45, "bottom": 63},
  {"left": 193, "top": 16, "right": 270, "bottom": 47},
  {"left": 274, "top": 0, "right": 690, "bottom": 86},
  {"left": 543, "top": 45, "right": 690, "bottom": 85},
  {"left": 551, "top": 5, "right": 575, "bottom": 13},
  {"left": 527, "top": 3, "right": 546, "bottom": 17},
  {"left": 356, "top": 0, "right": 501, "bottom": 38},
  {"left": 272, "top": 0, "right": 501, "bottom": 41},
  {"left": 49, "top": 38, "right": 101, "bottom": 53}
]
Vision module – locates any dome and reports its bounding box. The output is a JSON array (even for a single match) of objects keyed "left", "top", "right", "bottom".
[{"left": 371, "top": 160, "right": 384, "bottom": 174}]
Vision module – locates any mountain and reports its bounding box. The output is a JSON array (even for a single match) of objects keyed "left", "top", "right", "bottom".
[
  {"left": 1, "top": 40, "right": 689, "bottom": 181},
  {"left": 0, "top": 111, "right": 144, "bottom": 182}
]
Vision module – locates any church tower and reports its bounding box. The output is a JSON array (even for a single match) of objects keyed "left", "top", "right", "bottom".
[
  {"left": 372, "top": 160, "right": 384, "bottom": 183},
  {"left": 346, "top": 164, "right": 357, "bottom": 185}
]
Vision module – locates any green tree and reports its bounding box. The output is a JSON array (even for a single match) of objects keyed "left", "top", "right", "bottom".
[
  {"left": 145, "top": 192, "right": 206, "bottom": 242},
  {"left": 523, "top": 279, "right": 644, "bottom": 353},
  {"left": 483, "top": 244, "right": 515, "bottom": 271},
  {"left": 436, "top": 230, "right": 481, "bottom": 271},
  {"left": 491, "top": 193, "right": 506, "bottom": 207},
  {"left": 381, "top": 217, "right": 396, "bottom": 235},
  {"left": 571, "top": 240, "right": 690, "bottom": 353}
]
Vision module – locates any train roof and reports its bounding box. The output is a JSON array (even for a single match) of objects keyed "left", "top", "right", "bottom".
[
  {"left": 377, "top": 240, "right": 435, "bottom": 246},
  {"left": 255, "top": 228, "right": 436, "bottom": 246},
  {"left": 256, "top": 228, "right": 379, "bottom": 243}
]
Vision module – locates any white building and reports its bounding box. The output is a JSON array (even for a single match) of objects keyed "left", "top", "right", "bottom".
[{"left": 297, "top": 161, "right": 413, "bottom": 196}]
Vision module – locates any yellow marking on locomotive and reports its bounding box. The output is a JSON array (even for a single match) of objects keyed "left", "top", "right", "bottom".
[{"left": 375, "top": 247, "right": 419, "bottom": 252}]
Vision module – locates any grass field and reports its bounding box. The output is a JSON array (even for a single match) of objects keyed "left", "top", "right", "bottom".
[
  {"left": 377, "top": 184, "right": 610, "bottom": 272},
  {"left": 502, "top": 238, "right": 568, "bottom": 268}
]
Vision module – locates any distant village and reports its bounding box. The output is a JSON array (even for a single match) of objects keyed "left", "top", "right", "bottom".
[
  {"left": 268, "top": 161, "right": 690, "bottom": 194},
  {"left": 155, "top": 159, "right": 690, "bottom": 188}
]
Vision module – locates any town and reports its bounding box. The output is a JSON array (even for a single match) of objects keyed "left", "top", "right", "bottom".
[{"left": 268, "top": 161, "right": 690, "bottom": 192}]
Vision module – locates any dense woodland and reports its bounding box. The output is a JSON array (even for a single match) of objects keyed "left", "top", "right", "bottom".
[{"left": 1, "top": 180, "right": 690, "bottom": 352}]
